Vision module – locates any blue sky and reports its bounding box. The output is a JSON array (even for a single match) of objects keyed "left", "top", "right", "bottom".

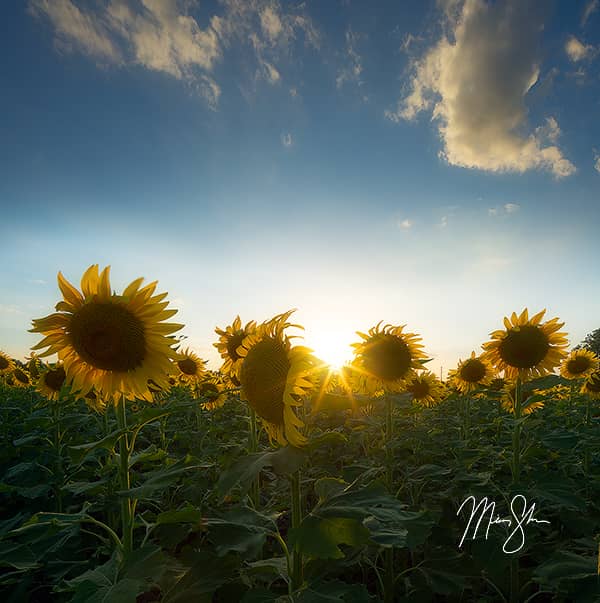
[{"left": 1, "top": 0, "right": 599, "bottom": 376}]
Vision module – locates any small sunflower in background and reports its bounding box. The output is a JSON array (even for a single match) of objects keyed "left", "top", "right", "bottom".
[
  {"left": 12, "top": 367, "right": 31, "bottom": 388},
  {"left": 482, "top": 308, "right": 568, "bottom": 381},
  {"left": 501, "top": 382, "right": 545, "bottom": 415},
  {"left": 174, "top": 348, "right": 206, "bottom": 386},
  {"left": 351, "top": 322, "right": 427, "bottom": 394},
  {"left": 449, "top": 352, "right": 494, "bottom": 394},
  {"left": 37, "top": 364, "right": 67, "bottom": 401},
  {"left": 25, "top": 352, "right": 42, "bottom": 380},
  {"left": 560, "top": 349, "right": 598, "bottom": 381},
  {"left": 406, "top": 371, "right": 445, "bottom": 408},
  {"left": 0, "top": 351, "right": 15, "bottom": 376},
  {"left": 214, "top": 316, "right": 257, "bottom": 380},
  {"left": 197, "top": 377, "right": 227, "bottom": 410},
  {"left": 238, "top": 310, "right": 314, "bottom": 447},
  {"left": 581, "top": 371, "right": 600, "bottom": 399},
  {"left": 30, "top": 264, "right": 182, "bottom": 404},
  {"left": 81, "top": 389, "right": 107, "bottom": 414}
]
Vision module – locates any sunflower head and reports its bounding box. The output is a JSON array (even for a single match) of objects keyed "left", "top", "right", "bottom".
[
  {"left": 12, "top": 367, "right": 31, "bottom": 388},
  {"left": 0, "top": 351, "right": 15, "bottom": 376},
  {"left": 482, "top": 308, "right": 569, "bottom": 381},
  {"left": 501, "top": 382, "right": 544, "bottom": 415},
  {"left": 582, "top": 371, "right": 600, "bottom": 399},
  {"left": 560, "top": 349, "right": 598, "bottom": 380},
  {"left": 174, "top": 348, "right": 206, "bottom": 385},
  {"left": 351, "top": 322, "right": 427, "bottom": 394},
  {"left": 197, "top": 377, "right": 227, "bottom": 410},
  {"left": 30, "top": 265, "right": 182, "bottom": 404},
  {"left": 448, "top": 351, "right": 494, "bottom": 394},
  {"left": 214, "top": 316, "right": 257, "bottom": 380},
  {"left": 406, "top": 371, "right": 445, "bottom": 408},
  {"left": 238, "top": 310, "right": 314, "bottom": 447},
  {"left": 37, "top": 364, "right": 67, "bottom": 401}
]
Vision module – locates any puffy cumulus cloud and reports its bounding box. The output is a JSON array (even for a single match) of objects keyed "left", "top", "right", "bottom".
[
  {"left": 386, "top": 0, "right": 576, "bottom": 179},
  {"left": 29, "top": 0, "right": 318, "bottom": 105},
  {"left": 565, "top": 36, "right": 595, "bottom": 62}
]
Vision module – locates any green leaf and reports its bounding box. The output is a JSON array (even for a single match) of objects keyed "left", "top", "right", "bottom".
[
  {"left": 156, "top": 505, "right": 203, "bottom": 526},
  {"left": 533, "top": 551, "right": 597, "bottom": 584}
]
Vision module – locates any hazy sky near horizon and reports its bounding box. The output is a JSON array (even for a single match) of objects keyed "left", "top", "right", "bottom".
[{"left": 1, "top": 0, "right": 599, "bottom": 376}]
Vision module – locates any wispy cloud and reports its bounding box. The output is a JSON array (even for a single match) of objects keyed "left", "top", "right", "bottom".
[
  {"left": 386, "top": 0, "right": 576, "bottom": 179},
  {"left": 0, "top": 304, "right": 24, "bottom": 315},
  {"left": 26, "top": 278, "right": 47, "bottom": 285},
  {"left": 489, "top": 203, "right": 520, "bottom": 216},
  {"left": 336, "top": 27, "right": 364, "bottom": 89},
  {"left": 281, "top": 132, "right": 293, "bottom": 147},
  {"left": 398, "top": 218, "right": 413, "bottom": 229},
  {"left": 565, "top": 36, "right": 595, "bottom": 62},
  {"left": 582, "top": 0, "right": 599, "bottom": 26},
  {"left": 29, "top": 0, "right": 318, "bottom": 107},
  {"left": 594, "top": 151, "right": 600, "bottom": 173}
]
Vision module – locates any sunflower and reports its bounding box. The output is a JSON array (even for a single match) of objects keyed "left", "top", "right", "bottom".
[
  {"left": 581, "top": 371, "right": 600, "bottom": 399},
  {"left": 37, "top": 364, "right": 67, "bottom": 401},
  {"left": 482, "top": 308, "right": 568, "bottom": 381},
  {"left": 197, "top": 377, "right": 227, "bottom": 410},
  {"left": 351, "top": 322, "right": 427, "bottom": 394},
  {"left": 12, "top": 367, "right": 31, "bottom": 388},
  {"left": 406, "top": 371, "right": 446, "bottom": 408},
  {"left": 25, "top": 352, "right": 42, "bottom": 380},
  {"left": 448, "top": 351, "right": 495, "bottom": 394},
  {"left": 81, "top": 389, "right": 107, "bottom": 414},
  {"left": 174, "top": 348, "right": 206, "bottom": 385},
  {"left": 501, "top": 382, "right": 544, "bottom": 415},
  {"left": 0, "top": 351, "right": 15, "bottom": 375},
  {"left": 560, "top": 349, "right": 598, "bottom": 381},
  {"left": 30, "top": 264, "right": 183, "bottom": 403},
  {"left": 214, "top": 316, "right": 257, "bottom": 379},
  {"left": 238, "top": 310, "right": 314, "bottom": 447}
]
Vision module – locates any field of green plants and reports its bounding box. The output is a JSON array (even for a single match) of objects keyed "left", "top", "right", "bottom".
[{"left": 1, "top": 372, "right": 599, "bottom": 602}]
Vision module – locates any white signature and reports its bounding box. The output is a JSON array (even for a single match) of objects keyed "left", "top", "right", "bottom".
[{"left": 457, "top": 495, "right": 550, "bottom": 554}]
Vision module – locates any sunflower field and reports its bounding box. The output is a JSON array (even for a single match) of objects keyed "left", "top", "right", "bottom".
[{"left": 1, "top": 265, "right": 599, "bottom": 602}]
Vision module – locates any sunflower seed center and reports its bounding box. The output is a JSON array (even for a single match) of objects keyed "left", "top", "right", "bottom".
[
  {"left": 14, "top": 368, "right": 30, "bottom": 384},
  {"left": 567, "top": 356, "right": 591, "bottom": 375},
  {"left": 178, "top": 358, "right": 198, "bottom": 375},
  {"left": 0, "top": 356, "right": 9, "bottom": 370},
  {"left": 69, "top": 302, "right": 146, "bottom": 372},
  {"left": 499, "top": 325, "right": 549, "bottom": 369},
  {"left": 226, "top": 332, "right": 245, "bottom": 361},
  {"left": 460, "top": 359, "right": 487, "bottom": 383},
  {"left": 409, "top": 380, "right": 430, "bottom": 398},
  {"left": 363, "top": 334, "right": 412, "bottom": 381},
  {"left": 45, "top": 367, "right": 66, "bottom": 392}
]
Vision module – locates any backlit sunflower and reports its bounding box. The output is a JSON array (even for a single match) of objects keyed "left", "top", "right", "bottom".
[
  {"left": 351, "top": 322, "right": 427, "bottom": 394},
  {"left": 30, "top": 264, "right": 183, "bottom": 403},
  {"left": 81, "top": 389, "right": 107, "bottom": 414},
  {"left": 25, "top": 352, "right": 42, "bottom": 380},
  {"left": 560, "top": 349, "right": 598, "bottom": 381},
  {"left": 214, "top": 316, "right": 257, "bottom": 379},
  {"left": 501, "top": 382, "right": 544, "bottom": 415},
  {"left": 37, "top": 364, "right": 67, "bottom": 401},
  {"left": 482, "top": 309, "right": 568, "bottom": 381},
  {"left": 238, "top": 310, "right": 314, "bottom": 447},
  {"left": 0, "top": 351, "right": 15, "bottom": 376},
  {"left": 12, "top": 367, "right": 31, "bottom": 388},
  {"left": 174, "top": 348, "right": 206, "bottom": 385},
  {"left": 448, "top": 352, "right": 494, "bottom": 394},
  {"left": 197, "top": 377, "right": 227, "bottom": 410},
  {"left": 581, "top": 371, "right": 600, "bottom": 399},
  {"left": 406, "top": 371, "right": 445, "bottom": 408}
]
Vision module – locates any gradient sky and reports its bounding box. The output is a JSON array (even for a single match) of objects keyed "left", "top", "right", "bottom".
[{"left": 1, "top": 0, "right": 599, "bottom": 376}]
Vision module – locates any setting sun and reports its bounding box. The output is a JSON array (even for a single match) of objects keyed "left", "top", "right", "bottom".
[{"left": 304, "top": 329, "right": 354, "bottom": 370}]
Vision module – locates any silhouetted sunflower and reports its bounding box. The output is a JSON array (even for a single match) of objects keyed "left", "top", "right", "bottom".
[
  {"left": 214, "top": 316, "right": 257, "bottom": 379},
  {"left": 174, "top": 348, "right": 206, "bottom": 385},
  {"left": 0, "top": 351, "right": 15, "bottom": 376},
  {"left": 406, "top": 372, "right": 445, "bottom": 407},
  {"left": 581, "top": 371, "right": 600, "bottom": 399},
  {"left": 12, "top": 367, "right": 31, "bottom": 388},
  {"left": 449, "top": 352, "right": 494, "bottom": 394},
  {"left": 560, "top": 349, "right": 598, "bottom": 380},
  {"left": 37, "top": 364, "right": 66, "bottom": 401}
]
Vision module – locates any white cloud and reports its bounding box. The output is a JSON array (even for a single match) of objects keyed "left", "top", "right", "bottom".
[
  {"left": 386, "top": 0, "right": 576, "bottom": 179},
  {"left": 27, "top": 279, "right": 47, "bottom": 285},
  {"left": 565, "top": 36, "right": 594, "bottom": 62},
  {"left": 438, "top": 216, "right": 448, "bottom": 228},
  {"left": 489, "top": 203, "right": 520, "bottom": 216},
  {"left": 504, "top": 203, "right": 520, "bottom": 213},
  {"left": 398, "top": 218, "right": 413, "bottom": 229},
  {"left": 336, "top": 28, "right": 363, "bottom": 89},
  {"left": 281, "top": 132, "right": 293, "bottom": 147},
  {"left": 29, "top": 0, "right": 318, "bottom": 106},
  {"left": 582, "top": 0, "right": 599, "bottom": 26},
  {"left": 594, "top": 152, "right": 600, "bottom": 173}
]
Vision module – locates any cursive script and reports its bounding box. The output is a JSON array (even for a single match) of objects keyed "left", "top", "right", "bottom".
[{"left": 457, "top": 495, "right": 550, "bottom": 554}]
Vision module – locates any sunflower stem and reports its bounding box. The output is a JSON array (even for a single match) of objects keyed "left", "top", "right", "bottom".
[
  {"left": 115, "top": 396, "right": 134, "bottom": 559},
  {"left": 51, "top": 399, "right": 63, "bottom": 513},
  {"left": 290, "top": 470, "right": 303, "bottom": 590},
  {"left": 584, "top": 396, "right": 591, "bottom": 479},
  {"left": 248, "top": 407, "right": 260, "bottom": 507},
  {"left": 511, "top": 377, "right": 522, "bottom": 485},
  {"left": 384, "top": 396, "right": 395, "bottom": 603}
]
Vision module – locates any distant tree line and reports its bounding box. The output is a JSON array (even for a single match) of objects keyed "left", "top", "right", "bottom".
[{"left": 576, "top": 327, "right": 600, "bottom": 357}]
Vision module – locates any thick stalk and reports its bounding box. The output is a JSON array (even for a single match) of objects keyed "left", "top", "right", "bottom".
[
  {"left": 511, "top": 377, "right": 522, "bottom": 485},
  {"left": 384, "top": 397, "right": 394, "bottom": 602},
  {"left": 115, "top": 396, "right": 133, "bottom": 558},
  {"left": 52, "top": 400, "right": 63, "bottom": 512},
  {"left": 584, "top": 396, "right": 591, "bottom": 477},
  {"left": 290, "top": 470, "right": 303, "bottom": 590},
  {"left": 464, "top": 396, "right": 471, "bottom": 442},
  {"left": 248, "top": 407, "right": 260, "bottom": 507}
]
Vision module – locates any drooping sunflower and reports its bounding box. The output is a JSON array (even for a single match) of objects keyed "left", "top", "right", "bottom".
[
  {"left": 237, "top": 310, "right": 314, "bottom": 447},
  {"left": 25, "top": 352, "right": 42, "bottom": 380},
  {"left": 30, "top": 264, "right": 183, "bottom": 403},
  {"left": 12, "top": 367, "right": 31, "bottom": 388},
  {"left": 81, "top": 389, "right": 107, "bottom": 414},
  {"left": 560, "top": 349, "right": 598, "bottom": 381},
  {"left": 406, "top": 371, "right": 446, "bottom": 408},
  {"left": 482, "top": 308, "right": 569, "bottom": 381},
  {"left": 214, "top": 316, "right": 257, "bottom": 380},
  {"left": 581, "top": 371, "right": 600, "bottom": 399},
  {"left": 197, "top": 377, "right": 227, "bottom": 410},
  {"left": 37, "top": 364, "right": 67, "bottom": 401},
  {"left": 448, "top": 351, "right": 495, "bottom": 394},
  {"left": 351, "top": 322, "right": 427, "bottom": 394},
  {"left": 501, "top": 382, "right": 545, "bottom": 415},
  {"left": 174, "top": 348, "right": 206, "bottom": 386},
  {"left": 0, "top": 351, "right": 15, "bottom": 376}
]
